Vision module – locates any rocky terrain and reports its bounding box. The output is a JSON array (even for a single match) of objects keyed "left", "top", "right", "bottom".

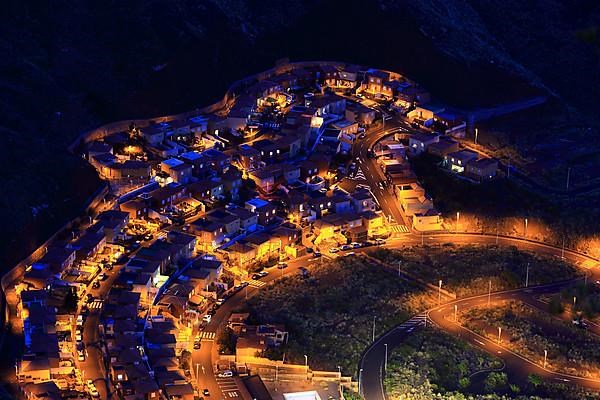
[{"left": 1, "top": 0, "right": 598, "bottom": 268}]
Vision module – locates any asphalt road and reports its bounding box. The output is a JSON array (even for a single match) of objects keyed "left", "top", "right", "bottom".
[
  {"left": 360, "top": 233, "right": 600, "bottom": 400},
  {"left": 192, "top": 253, "right": 325, "bottom": 399},
  {"left": 79, "top": 263, "right": 124, "bottom": 399},
  {"left": 352, "top": 121, "right": 409, "bottom": 227}
]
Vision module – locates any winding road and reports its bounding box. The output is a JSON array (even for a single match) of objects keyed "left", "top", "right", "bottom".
[{"left": 360, "top": 233, "right": 600, "bottom": 400}]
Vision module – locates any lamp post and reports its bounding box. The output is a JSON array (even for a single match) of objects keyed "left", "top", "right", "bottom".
[
  {"left": 337, "top": 365, "right": 342, "bottom": 395},
  {"left": 566, "top": 167, "right": 571, "bottom": 190},
  {"left": 454, "top": 304, "right": 458, "bottom": 323},
  {"left": 195, "top": 363, "right": 200, "bottom": 384},
  {"left": 304, "top": 354, "right": 308, "bottom": 367},
  {"left": 384, "top": 343, "right": 388, "bottom": 372},
  {"left": 398, "top": 261, "right": 402, "bottom": 277},
  {"left": 525, "top": 263, "right": 529, "bottom": 288},
  {"left": 488, "top": 280, "right": 492, "bottom": 307},
  {"left": 474, "top": 128, "right": 478, "bottom": 145},
  {"left": 498, "top": 327, "right": 502, "bottom": 344},
  {"left": 358, "top": 368, "right": 363, "bottom": 396},
  {"left": 372, "top": 315, "right": 376, "bottom": 343},
  {"left": 456, "top": 212, "right": 460, "bottom": 234},
  {"left": 438, "top": 280, "right": 443, "bottom": 304},
  {"left": 524, "top": 218, "right": 528, "bottom": 238},
  {"left": 544, "top": 349, "right": 548, "bottom": 369}
]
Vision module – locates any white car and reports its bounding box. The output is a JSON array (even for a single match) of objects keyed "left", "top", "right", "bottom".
[
  {"left": 77, "top": 350, "right": 85, "bottom": 362},
  {"left": 329, "top": 247, "right": 339, "bottom": 253},
  {"left": 217, "top": 370, "right": 233, "bottom": 378},
  {"left": 202, "top": 314, "right": 212, "bottom": 323},
  {"left": 75, "top": 332, "right": 82, "bottom": 342},
  {"left": 350, "top": 242, "right": 362, "bottom": 249}
]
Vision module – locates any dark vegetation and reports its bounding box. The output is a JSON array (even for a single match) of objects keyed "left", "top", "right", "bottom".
[{"left": 2, "top": 0, "right": 599, "bottom": 269}]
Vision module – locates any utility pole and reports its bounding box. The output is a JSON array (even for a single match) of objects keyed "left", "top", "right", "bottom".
[
  {"left": 498, "top": 327, "right": 502, "bottom": 344},
  {"left": 398, "top": 261, "right": 401, "bottom": 277},
  {"left": 566, "top": 167, "right": 571, "bottom": 190},
  {"left": 525, "top": 263, "right": 529, "bottom": 288},
  {"left": 561, "top": 237, "right": 565, "bottom": 259}
]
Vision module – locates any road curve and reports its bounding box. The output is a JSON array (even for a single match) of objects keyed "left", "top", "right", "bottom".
[{"left": 359, "top": 234, "right": 599, "bottom": 400}]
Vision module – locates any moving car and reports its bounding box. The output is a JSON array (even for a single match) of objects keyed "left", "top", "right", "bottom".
[
  {"left": 203, "top": 388, "right": 210, "bottom": 396},
  {"left": 92, "top": 281, "right": 100, "bottom": 289},
  {"left": 194, "top": 339, "right": 201, "bottom": 350},
  {"left": 77, "top": 350, "right": 85, "bottom": 362},
  {"left": 202, "top": 314, "right": 212, "bottom": 323}
]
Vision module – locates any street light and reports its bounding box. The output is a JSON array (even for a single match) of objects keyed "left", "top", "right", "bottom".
[
  {"left": 358, "top": 368, "right": 364, "bottom": 396},
  {"left": 195, "top": 363, "right": 200, "bottom": 383},
  {"left": 524, "top": 218, "right": 528, "bottom": 238},
  {"left": 304, "top": 354, "right": 308, "bottom": 367},
  {"left": 438, "top": 280, "right": 443, "bottom": 304},
  {"left": 384, "top": 343, "right": 388, "bottom": 372},
  {"left": 544, "top": 349, "right": 548, "bottom": 369},
  {"left": 454, "top": 304, "right": 458, "bottom": 323},
  {"left": 525, "top": 263, "right": 530, "bottom": 288},
  {"left": 488, "top": 280, "right": 492, "bottom": 307},
  {"left": 456, "top": 212, "right": 460, "bottom": 234},
  {"left": 497, "top": 327, "right": 502, "bottom": 344},
  {"left": 474, "top": 128, "right": 478, "bottom": 145}
]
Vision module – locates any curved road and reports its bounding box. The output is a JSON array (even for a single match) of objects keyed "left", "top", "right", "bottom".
[{"left": 360, "top": 233, "right": 600, "bottom": 400}]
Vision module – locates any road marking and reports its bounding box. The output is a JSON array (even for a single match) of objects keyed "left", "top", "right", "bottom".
[
  {"left": 89, "top": 300, "right": 104, "bottom": 309},
  {"left": 199, "top": 331, "right": 215, "bottom": 341},
  {"left": 247, "top": 279, "right": 266, "bottom": 288}
]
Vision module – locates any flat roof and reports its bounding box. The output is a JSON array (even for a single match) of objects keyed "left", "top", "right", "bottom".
[{"left": 162, "top": 158, "right": 184, "bottom": 168}]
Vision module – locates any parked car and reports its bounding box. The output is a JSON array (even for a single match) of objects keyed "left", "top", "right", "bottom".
[
  {"left": 98, "top": 273, "right": 107, "bottom": 281},
  {"left": 375, "top": 238, "right": 386, "bottom": 245},
  {"left": 77, "top": 350, "right": 85, "bottom": 362},
  {"left": 92, "top": 281, "right": 100, "bottom": 289},
  {"left": 203, "top": 388, "right": 210, "bottom": 396},
  {"left": 277, "top": 262, "right": 288, "bottom": 270},
  {"left": 258, "top": 271, "right": 269, "bottom": 278},
  {"left": 341, "top": 244, "right": 352, "bottom": 251},
  {"left": 85, "top": 294, "right": 94, "bottom": 303},
  {"left": 202, "top": 314, "right": 212, "bottom": 323},
  {"left": 329, "top": 247, "right": 339, "bottom": 253},
  {"left": 194, "top": 340, "right": 201, "bottom": 350},
  {"left": 217, "top": 370, "right": 233, "bottom": 378},
  {"left": 358, "top": 133, "right": 366, "bottom": 139},
  {"left": 313, "top": 251, "right": 322, "bottom": 258},
  {"left": 350, "top": 242, "right": 362, "bottom": 249}
]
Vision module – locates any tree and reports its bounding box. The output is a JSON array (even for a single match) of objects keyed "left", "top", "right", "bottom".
[
  {"left": 528, "top": 373, "right": 542, "bottom": 387},
  {"left": 458, "top": 377, "right": 470, "bottom": 389},
  {"left": 548, "top": 295, "right": 564, "bottom": 315},
  {"left": 64, "top": 289, "right": 79, "bottom": 312},
  {"left": 484, "top": 371, "right": 507, "bottom": 392}
]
